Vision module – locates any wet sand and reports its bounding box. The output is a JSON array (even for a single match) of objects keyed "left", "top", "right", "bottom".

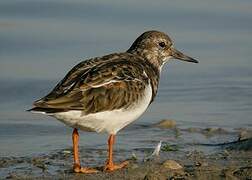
[{"left": 1, "top": 137, "right": 251, "bottom": 180}]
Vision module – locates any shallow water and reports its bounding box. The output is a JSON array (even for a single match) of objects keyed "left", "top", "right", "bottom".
[{"left": 0, "top": 0, "right": 252, "bottom": 158}]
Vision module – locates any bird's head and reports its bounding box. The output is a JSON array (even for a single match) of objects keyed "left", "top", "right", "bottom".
[{"left": 127, "top": 30, "right": 198, "bottom": 68}]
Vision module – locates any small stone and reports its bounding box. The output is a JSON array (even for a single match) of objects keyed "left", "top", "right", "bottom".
[
  {"left": 155, "top": 119, "right": 176, "bottom": 129},
  {"left": 130, "top": 153, "right": 138, "bottom": 160},
  {"left": 238, "top": 130, "right": 252, "bottom": 141},
  {"left": 195, "top": 161, "right": 201, "bottom": 167},
  {"left": 163, "top": 160, "right": 183, "bottom": 170},
  {"left": 62, "top": 150, "right": 71, "bottom": 154},
  {"left": 129, "top": 163, "right": 139, "bottom": 170}
]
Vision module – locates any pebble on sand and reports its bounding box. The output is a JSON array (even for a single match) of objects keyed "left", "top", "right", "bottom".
[
  {"left": 162, "top": 160, "right": 183, "bottom": 170},
  {"left": 155, "top": 119, "right": 176, "bottom": 129},
  {"left": 238, "top": 129, "right": 252, "bottom": 141}
]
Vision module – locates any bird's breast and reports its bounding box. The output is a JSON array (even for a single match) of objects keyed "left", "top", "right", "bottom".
[{"left": 53, "top": 83, "right": 153, "bottom": 134}]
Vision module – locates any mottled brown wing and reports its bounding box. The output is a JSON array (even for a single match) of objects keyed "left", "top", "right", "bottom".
[
  {"left": 33, "top": 59, "right": 149, "bottom": 114},
  {"left": 46, "top": 53, "right": 123, "bottom": 99}
]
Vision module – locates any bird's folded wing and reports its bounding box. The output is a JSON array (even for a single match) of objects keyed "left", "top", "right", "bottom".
[{"left": 33, "top": 60, "right": 149, "bottom": 114}]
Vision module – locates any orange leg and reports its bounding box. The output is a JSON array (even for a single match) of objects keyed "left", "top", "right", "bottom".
[
  {"left": 72, "top": 128, "right": 98, "bottom": 173},
  {"left": 103, "top": 134, "right": 129, "bottom": 172}
]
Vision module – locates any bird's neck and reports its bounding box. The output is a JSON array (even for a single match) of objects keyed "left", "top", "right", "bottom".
[
  {"left": 126, "top": 50, "right": 162, "bottom": 102},
  {"left": 131, "top": 55, "right": 161, "bottom": 103},
  {"left": 127, "top": 49, "right": 163, "bottom": 71},
  {"left": 143, "top": 59, "right": 160, "bottom": 103}
]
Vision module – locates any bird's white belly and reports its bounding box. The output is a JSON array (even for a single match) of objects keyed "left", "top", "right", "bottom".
[{"left": 53, "top": 84, "right": 152, "bottom": 134}]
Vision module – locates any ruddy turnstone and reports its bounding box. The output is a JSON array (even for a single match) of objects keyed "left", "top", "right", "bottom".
[{"left": 29, "top": 30, "right": 198, "bottom": 173}]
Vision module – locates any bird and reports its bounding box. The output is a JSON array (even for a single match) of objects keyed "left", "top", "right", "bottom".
[{"left": 28, "top": 30, "right": 198, "bottom": 173}]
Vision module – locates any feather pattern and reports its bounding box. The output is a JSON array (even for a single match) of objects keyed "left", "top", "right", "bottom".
[{"left": 31, "top": 53, "right": 160, "bottom": 115}]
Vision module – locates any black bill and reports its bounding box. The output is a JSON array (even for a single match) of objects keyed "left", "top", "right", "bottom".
[{"left": 171, "top": 47, "right": 199, "bottom": 63}]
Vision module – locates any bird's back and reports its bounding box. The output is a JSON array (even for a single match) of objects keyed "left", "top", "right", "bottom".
[{"left": 29, "top": 52, "right": 158, "bottom": 115}]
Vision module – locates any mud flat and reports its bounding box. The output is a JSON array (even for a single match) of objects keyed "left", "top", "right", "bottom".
[{"left": 1, "top": 138, "right": 251, "bottom": 180}]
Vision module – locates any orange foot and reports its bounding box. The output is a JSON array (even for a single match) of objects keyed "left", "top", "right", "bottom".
[
  {"left": 103, "top": 161, "right": 129, "bottom": 172},
  {"left": 73, "top": 164, "right": 99, "bottom": 174}
]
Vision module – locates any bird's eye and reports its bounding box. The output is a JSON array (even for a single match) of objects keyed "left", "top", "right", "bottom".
[{"left": 158, "top": 42, "right": 166, "bottom": 48}]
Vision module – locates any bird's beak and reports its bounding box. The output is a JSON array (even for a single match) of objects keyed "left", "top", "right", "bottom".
[{"left": 171, "top": 47, "right": 199, "bottom": 63}]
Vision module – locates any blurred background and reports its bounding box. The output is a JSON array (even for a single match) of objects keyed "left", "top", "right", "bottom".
[{"left": 0, "top": 0, "right": 251, "bottom": 157}]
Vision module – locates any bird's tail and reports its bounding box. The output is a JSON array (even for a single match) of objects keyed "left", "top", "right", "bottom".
[{"left": 27, "top": 107, "right": 66, "bottom": 114}]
